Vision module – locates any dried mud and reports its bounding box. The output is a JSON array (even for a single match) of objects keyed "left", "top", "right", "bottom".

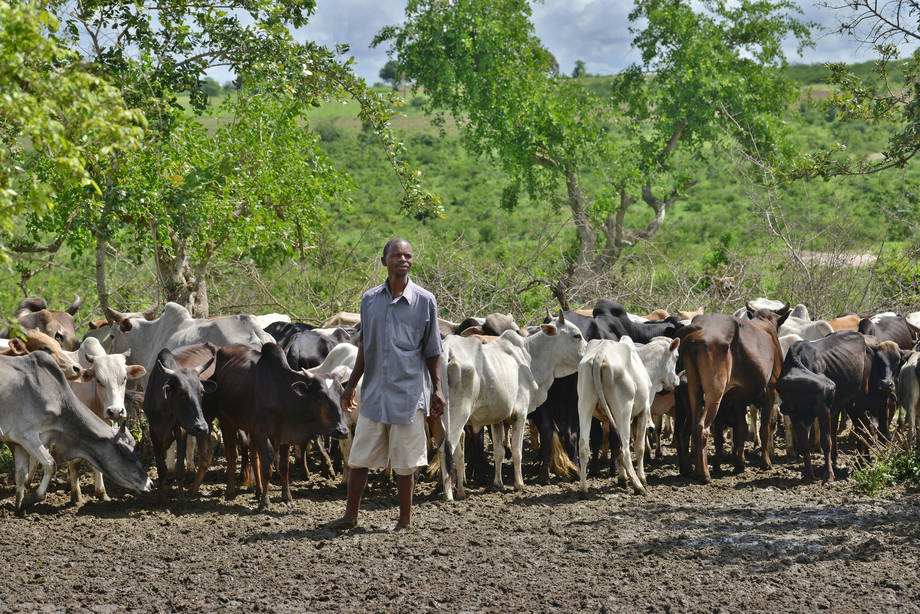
[{"left": 0, "top": 440, "right": 918, "bottom": 613}]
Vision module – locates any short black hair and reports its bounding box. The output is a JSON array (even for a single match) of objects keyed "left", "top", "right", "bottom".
[{"left": 382, "top": 237, "right": 411, "bottom": 259}]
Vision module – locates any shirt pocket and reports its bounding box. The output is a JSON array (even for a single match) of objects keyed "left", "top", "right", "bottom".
[{"left": 392, "top": 321, "right": 422, "bottom": 351}]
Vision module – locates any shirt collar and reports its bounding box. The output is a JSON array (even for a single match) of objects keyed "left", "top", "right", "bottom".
[{"left": 382, "top": 277, "right": 417, "bottom": 306}]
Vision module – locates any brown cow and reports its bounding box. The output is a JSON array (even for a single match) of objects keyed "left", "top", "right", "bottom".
[
  {"left": 828, "top": 314, "right": 860, "bottom": 332},
  {"left": 205, "top": 343, "right": 349, "bottom": 510},
  {"left": 679, "top": 303, "right": 791, "bottom": 482},
  {"left": 12, "top": 296, "right": 82, "bottom": 350},
  {"left": 1, "top": 330, "right": 83, "bottom": 379},
  {"left": 642, "top": 309, "right": 671, "bottom": 322},
  {"left": 678, "top": 308, "right": 705, "bottom": 322}
]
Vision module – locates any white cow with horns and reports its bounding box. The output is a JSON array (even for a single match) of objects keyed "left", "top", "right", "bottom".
[
  {"left": 577, "top": 336, "right": 681, "bottom": 494},
  {"left": 439, "top": 313, "right": 586, "bottom": 501}
]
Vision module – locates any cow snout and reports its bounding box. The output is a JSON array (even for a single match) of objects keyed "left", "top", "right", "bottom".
[
  {"left": 329, "top": 422, "right": 349, "bottom": 440},
  {"left": 188, "top": 421, "right": 209, "bottom": 437},
  {"left": 142, "top": 477, "right": 154, "bottom": 492},
  {"left": 880, "top": 379, "right": 896, "bottom": 392},
  {"left": 105, "top": 406, "right": 128, "bottom": 421}
]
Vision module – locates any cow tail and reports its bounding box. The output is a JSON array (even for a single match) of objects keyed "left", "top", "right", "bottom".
[{"left": 593, "top": 354, "right": 617, "bottom": 430}]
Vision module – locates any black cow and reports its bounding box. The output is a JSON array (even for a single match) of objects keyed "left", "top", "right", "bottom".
[
  {"left": 858, "top": 314, "right": 915, "bottom": 350},
  {"left": 143, "top": 344, "right": 217, "bottom": 499},
  {"left": 776, "top": 331, "right": 872, "bottom": 481},
  {"left": 205, "top": 343, "right": 349, "bottom": 510},
  {"left": 853, "top": 337, "right": 910, "bottom": 447},
  {"left": 264, "top": 321, "right": 317, "bottom": 347}
]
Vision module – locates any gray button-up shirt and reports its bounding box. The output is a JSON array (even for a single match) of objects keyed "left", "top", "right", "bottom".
[{"left": 359, "top": 278, "right": 442, "bottom": 425}]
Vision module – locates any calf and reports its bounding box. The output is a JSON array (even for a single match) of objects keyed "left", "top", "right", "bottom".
[
  {"left": 897, "top": 351, "right": 920, "bottom": 443},
  {"left": 577, "top": 336, "right": 681, "bottom": 493},
  {"left": 206, "top": 343, "right": 349, "bottom": 510},
  {"left": 66, "top": 338, "right": 147, "bottom": 502},
  {"left": 0, "top": 352, "right": 152, "bottom": 513},
  {"left": 143, "top": 344, "right": 218, "bottom": 499},
  {"left": 679, "top": 303, "right": 790, "bottom": 482}
]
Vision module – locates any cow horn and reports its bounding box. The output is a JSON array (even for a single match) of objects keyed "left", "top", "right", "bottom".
[
  {"left": 65, "top": 294, "right": 82, "bottom": 316},
  {"left": 545, "top": 308, "right": 552, "bottom": 321},
  {"left": 104, "top": 305, "right": 126, "bottom": 323},
  {"left": 121, "top": 348, "right": 131, "bottom": 359},
  {"left": 557, "top": 311, "right": 565, "bottom": 326},
  {"left": 157, "top": 360, "right": 176, "bottom": 377},
  {"left": 196, "top": 355, "right": 215, "bottom": 375}
]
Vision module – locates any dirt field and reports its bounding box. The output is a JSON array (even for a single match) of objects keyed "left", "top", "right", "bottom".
[{"left": 1, "top": 443, "right": 919, "bottom": 614}]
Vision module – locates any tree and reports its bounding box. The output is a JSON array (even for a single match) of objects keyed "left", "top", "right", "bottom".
[
  {"left": 0, "top": 0, "right": 143, "bottom": 258},
  {"left": 788, "top": 2, "right": 920, "bottom": 179},
  {"left": 375, "top": 0, "right": 812, "bottom": 306},
  {"left": 12, "top": 0, "right": 440, "bottom": 315},
  {"left": 572, "top": 59, "right": 587, "bottom": 78},
  {"left": 200, "top": 77, "right": 222, "bottom": 99},
  {"left": 379, "top": 59, "right": 402, "bottom": 90}
]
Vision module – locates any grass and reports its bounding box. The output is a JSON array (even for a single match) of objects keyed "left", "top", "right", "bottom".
[{"left": 852, "top": 431, "right": 920, "bottom": 496}]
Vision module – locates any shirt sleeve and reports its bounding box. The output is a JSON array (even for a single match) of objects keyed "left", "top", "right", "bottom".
[{"left": 422, "top": 296, "right": 443, "bottom": 359}]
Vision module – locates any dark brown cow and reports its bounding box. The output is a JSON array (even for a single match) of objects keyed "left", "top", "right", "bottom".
[
  {"left": 143, "top": 343, "right": 217, "bottom": 499},
  {"left": 205, "top": 343, "right": 348, "bottom": 510},
  {"left": 679, "top": 303, "right": 791, "bottom": 482},
  {"left": 858, "top": 314, "right": 915, "bottom": 350},
  {"left": 12, "top": 296, "right": 82, "bottom": 350}
]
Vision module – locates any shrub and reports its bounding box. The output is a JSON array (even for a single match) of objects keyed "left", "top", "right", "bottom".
[{"left": 852, "top": 432, "right": 920, "bottom": 496}]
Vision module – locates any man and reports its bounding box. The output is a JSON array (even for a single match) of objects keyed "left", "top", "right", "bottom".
[{"left": 329, "top": 238, "right": 445, "bottom": 531}]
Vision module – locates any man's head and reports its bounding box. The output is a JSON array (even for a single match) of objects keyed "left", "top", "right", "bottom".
[{"left": 381, "top": 238, "right": 413, "bottom": 279}]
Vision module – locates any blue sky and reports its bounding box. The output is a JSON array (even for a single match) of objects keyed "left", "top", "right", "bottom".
[{"left": 207, "top": 1, "right": 911, "bottom": 86}]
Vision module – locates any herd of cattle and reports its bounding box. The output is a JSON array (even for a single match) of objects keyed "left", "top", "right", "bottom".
[{"left": 1, "top": 294, "right": 919, "bottom": 514}]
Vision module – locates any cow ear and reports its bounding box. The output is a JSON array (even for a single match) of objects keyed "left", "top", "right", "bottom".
[
  {"left": 460, "top": 326, "right": 485, "bottom": 337},
  {"left": 7, "top": 338, "right": 27, "bottom": 355},
  {"left": 745, "top": 302, "right": 755, "bottom": 318},
  {"left": 161, "top": 384, "right": 171, "bottom": 400},
  {"left": 126, "top": 365, "right": 146, "bottom": 379},
  {"left": 823, "top": 380, "right": 836, "bottom": 408},
  {"left": 900, "top": 350, "right": 914, "bottom": 366},
  {"left": 119, "top": 319, "right": 134, "bottom": 332},
  {"left": 540, "top": 323, "right": 559, "bottom": 336},
  {"left": 80, "top": 369, "right": 95, "bottom": 383},
  {"left": 669, "top": 337, "right": 680, "bottom": 352},
  {"left": 202, "top": 380, "right": 218, "bottom": 395}
]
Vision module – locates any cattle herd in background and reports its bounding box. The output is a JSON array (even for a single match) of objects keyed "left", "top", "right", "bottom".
[{"left": 1, "top": 294, "right": 919, "bottom": 514}]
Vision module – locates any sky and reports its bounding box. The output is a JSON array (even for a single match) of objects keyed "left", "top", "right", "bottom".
[{"left": 206, "top": 0, "right": 912, "bottom": 86}]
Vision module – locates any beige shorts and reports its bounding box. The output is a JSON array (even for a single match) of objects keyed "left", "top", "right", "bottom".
[{"left": 347, "top": 410, "right": 428, "bottom": 475}]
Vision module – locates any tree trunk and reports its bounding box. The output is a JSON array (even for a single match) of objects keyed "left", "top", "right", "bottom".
[
  {"left": 155, "top": 235, "right": 210, "bottom": 318},
  {"left": 564, "top": 167, "right": 596, "bottom": 270}
]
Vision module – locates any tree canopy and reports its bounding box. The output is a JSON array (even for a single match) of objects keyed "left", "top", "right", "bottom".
[{"left": 375, "top": 0, "right": 812, "bottom": 304}]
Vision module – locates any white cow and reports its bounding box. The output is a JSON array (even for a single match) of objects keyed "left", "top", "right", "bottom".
[
  {"left": 898, "top": 351, "right": 920, "bottom": 443},
  {"left": 577, "top": 336, "right": 681, "bottom": 494},
  {"left": 104, "top": 302, "right": 274, "bottom": 387},
  {"left": 64, "top": 338, "right": 147, "bottom": 502},
  {"left": 779, "top": 316, "right": 834, "bottom": 341},
  {"left": 439, "top": 314, "right": 586, "bottom": 501},
  {"left": 307, "top": 343, "right": 360, "bottom": 484},
  {"left": 734, "top": 300, "right": 807, "bottom": 320}
]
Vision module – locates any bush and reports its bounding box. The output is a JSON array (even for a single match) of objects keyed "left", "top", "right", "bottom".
[
  {"left": 852, "top": 432, "right": 920, "bottom": 496},
  {"left": 314, "top": 122, "right": 342, "bottom": 143}
]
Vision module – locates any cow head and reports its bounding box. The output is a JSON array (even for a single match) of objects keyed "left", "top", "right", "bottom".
[
  {"left": 290, "top": 372, "right": 350, "bottom": 439},
  {"left": 539, "top": 312, "right": 587, "bottom": 378},
  {"left": 777, "top": 369, "right": 836, "bottom": 423},
  {"left": 156, "top": 355, "right": 215, "bottom": 437},
  {"left": 5, "top": 330, "right": 83, "bottom": 379},
  {"left": 746, "top": 302, "right": 791, "bottom": 331},
  {"left": 82, "top": 346, "right": 147, "bottom": 421},
  {"left": 868, "top": 340, "right": 904, "bottom": 396},
  {"left": 101, "top": 423, "right": 154, "bottom": 494}
]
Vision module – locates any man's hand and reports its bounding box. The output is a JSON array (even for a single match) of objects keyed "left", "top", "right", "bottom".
[
  {"left": 341, "top": 384, "right": 358, "bottom": 413},
  {"left": 429, "top": 388, "right": 446, "bottom": 418}
]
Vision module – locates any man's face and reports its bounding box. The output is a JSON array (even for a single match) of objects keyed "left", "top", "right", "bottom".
[{"left": 382, "top": 241, "right": 413, "bottom": 278}]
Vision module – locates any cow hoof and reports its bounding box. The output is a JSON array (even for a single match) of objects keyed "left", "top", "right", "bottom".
[
  {"left": 535, "top": 473, "right": 550, "bottom": 485},
  {"left": 97, "top": 494, "right": 111, "bottom": 502},
  {"left": 224, "top": 489, "right": 238, "bottom": 501},
  {"left": 693, "top": 473, "right": 711, "bottom": 485},
  {"left": 284, "top": 500, "right": 294, "bottom": 508},
  {"left": 70, "top": 495, "right": 84, "bottom": 506},
  {"left": 733, "top": 464, "right": 745, "bottom": 475}
]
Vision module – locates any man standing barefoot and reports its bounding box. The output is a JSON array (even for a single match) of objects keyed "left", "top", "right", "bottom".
[{"left": 329, "top": 238, "right": 445, "bottom": 531}]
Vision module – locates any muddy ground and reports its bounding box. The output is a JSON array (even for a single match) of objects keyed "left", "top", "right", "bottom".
[{"left": 0, "top": 437, "right": 918, "bottom": 614}]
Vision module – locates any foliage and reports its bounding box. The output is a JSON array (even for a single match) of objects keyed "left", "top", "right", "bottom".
[
  {"left": 379, "top": 59, "right": 401, "bottom": 89},
  {"left": 853, "top": 433, "right": 920, "bottom": 496},
  {"left": 787, "top": 2, "right": 920, "bottom": 178},
  {"left": 0, "top": 0, "right": 144, "bottom": 256},
  {"left": 572, "top": 59, "right": 587, "bottom": 79},
  {"left": 374, "top": 0, "right": 813, "bottom": 303}
]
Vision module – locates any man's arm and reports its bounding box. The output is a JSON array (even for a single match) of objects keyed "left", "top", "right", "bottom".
[
  {"left": 341, "top": 344, "right": 365, "bottom": 413},
  {"left": 426, "top": 353, "right": 445, "bottom": 417}
]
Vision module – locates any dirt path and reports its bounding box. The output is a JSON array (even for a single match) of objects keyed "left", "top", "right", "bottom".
[{"left": 0, "top": 448, "right": 918, "bottom": 613}]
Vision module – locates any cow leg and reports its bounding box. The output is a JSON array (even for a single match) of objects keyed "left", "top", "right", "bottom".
[
  {"left": 758, "top": 393, "right": 775, "bottom": 469},
  {"left": 238, "top": 430, "right": 252, "bottom": 491},
  {"left": 830, "top": 409, "right": 841, "bottom": 467},
  {"left": 731, "top": 405, "right": 747, "bottom": 475},
  {"left": 748, "top": 405, "right": 760, "bottom": 449},
  {"left": 222, "top": 425, "right": 239, "bottom": 500},
  {"left": 634, "top": 408, "right": 650, "bottom": 490},
  {"left": 13, "top": 445, "right": 33, "bottom": 514},
  {"left": 794, "top": 420, "right": 814, "bottom": 481},
  {"left": 93, "top": 468, "right": 109, "bottom": 502},
  {"left": 314, "top": 436, "right": 335, "bottom": 479},
  {"left": 295, "top": 443, "right": 309, "bottom": 480},
  {"left": 783, "top": 414, "right": 796, "bottom": 459},
  {"left": 16, "top": 439, "right": 55, "bottom": 512},
  {"left": 534, "top": 410, "right": 553, "bottom": 484},
  {"left": 576, "top": 376, "right": 601, "bottom": 493},
  {"left": 187, "top": 432, "right": 214, "bottom": 497},
  {"left": 257, "top": 437, "right": 273, "bottom": 511},
  {"left": 279, "top": 443, "right": 293, "bottom": 505},
  {"left": 340, "top": 431, "right": 354, "bottom": 488},
  {"left": 150, "top": 430, "right": 171, "bottom": 500},
  {"left": 491, "top": 422, "right": 506, "bottom": 490},
  {"left": 511, "top": 416, "right": 526, "bottom": 491},
  {"left": 174, "top": 429, "right": 188, "bottom": 500},
  {"left": 817, "top": 414, "right": 834, "bottom": 482},
  {"left": 67, "top": 460, "right": 83, "bottom": 505}
]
